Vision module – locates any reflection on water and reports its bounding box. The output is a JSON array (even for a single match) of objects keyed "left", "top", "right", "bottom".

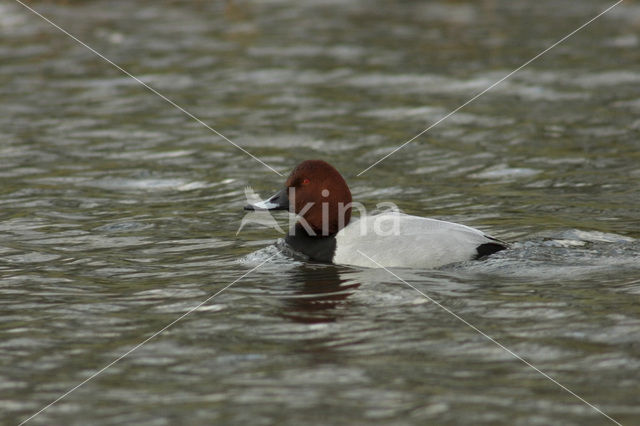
[
  {"left": 276, "top": 267, "right": 361, "bottom": 324},
  {"left": 1, "top": 0, "right": 640, "bottom": 425},
  {"left": 233, "top": 264, "right": 361, "bottom": 324}
]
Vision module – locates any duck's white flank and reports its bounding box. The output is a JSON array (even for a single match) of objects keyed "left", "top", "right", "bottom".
[{"left": 333, "top": 212, "right": 496, "bottom": 268}]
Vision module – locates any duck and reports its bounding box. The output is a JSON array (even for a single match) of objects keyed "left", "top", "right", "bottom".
[{"left": 244, "top": 159, "right": 507, "bottom": 268}]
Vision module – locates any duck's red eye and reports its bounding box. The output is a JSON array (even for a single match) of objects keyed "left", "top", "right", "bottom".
[{"left": 301, "top": 178, "right": 310, "bottom": 186}]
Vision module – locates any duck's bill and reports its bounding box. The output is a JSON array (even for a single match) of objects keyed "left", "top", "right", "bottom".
[{"left": 244, "top": 187, "right": 289, "bottom": 211}]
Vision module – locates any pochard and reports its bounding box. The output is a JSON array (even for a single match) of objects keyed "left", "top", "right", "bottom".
[{"left": 244, "top": 160, "right": 507, "bottom": 268}]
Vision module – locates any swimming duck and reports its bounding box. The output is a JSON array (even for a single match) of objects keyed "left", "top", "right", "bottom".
[{"left": 244, "top": 160, "right": 507, "bottom": 268}]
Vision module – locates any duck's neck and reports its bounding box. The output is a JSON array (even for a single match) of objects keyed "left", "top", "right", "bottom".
[
  {"left": 285, "top": 223, "right": 337, "bottom": 263},
  {"left": 295, "top": 203, "right": 351, "bottom": 237},
  {"left": 292, "top": 221, "right": 336, "bottom": 238},
  {"left": 296, "top": 214, "right": 350, "bottom": 237}
]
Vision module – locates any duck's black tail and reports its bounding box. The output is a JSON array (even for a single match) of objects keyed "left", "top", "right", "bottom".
[{"left": 475, "top": 236, "right": 508, "bottom": 260}]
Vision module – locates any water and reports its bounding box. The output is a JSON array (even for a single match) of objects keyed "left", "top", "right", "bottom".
[{"left": 1, "top": 0, "right": 639, "bottom": 424}]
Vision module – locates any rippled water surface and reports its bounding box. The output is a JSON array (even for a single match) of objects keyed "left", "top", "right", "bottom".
[{"left": 1, "top": 0, "right": 640, "bottom": 424}]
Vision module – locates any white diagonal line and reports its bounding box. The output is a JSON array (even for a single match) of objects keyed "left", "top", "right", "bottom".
[
  {"left": 13, "top": 0, "right": 282, "bottom": 177},
  {"left": 18, "top": 254, "right": 278, "bottom": 426},
  {"left": 357, "top": 0, "right": 623, "bottom": 176},
  {"left": 356, "top": 250, "right": 622, "bottom": 426}
]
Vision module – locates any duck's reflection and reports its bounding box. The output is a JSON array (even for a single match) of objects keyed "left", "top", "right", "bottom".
[{"left": 277, "top": 265, "right": 360, "bottom": 324}]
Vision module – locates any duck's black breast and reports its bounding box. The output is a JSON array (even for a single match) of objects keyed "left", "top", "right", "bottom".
[{"left": 284, "top": 227, "right": 337, "bottom": 263}]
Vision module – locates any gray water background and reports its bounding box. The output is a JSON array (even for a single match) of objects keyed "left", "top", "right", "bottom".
[{"left": 1, "top": 0, "right": 639, "bottom": 424}]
